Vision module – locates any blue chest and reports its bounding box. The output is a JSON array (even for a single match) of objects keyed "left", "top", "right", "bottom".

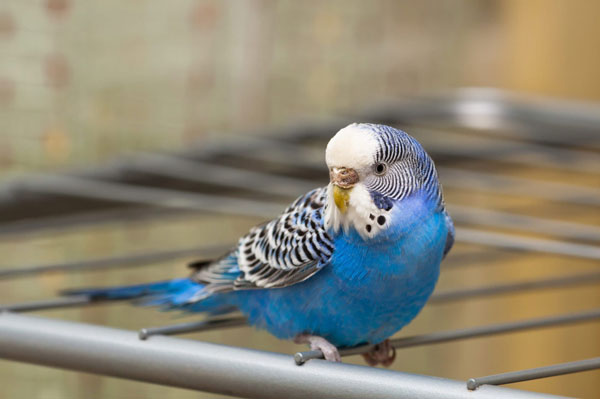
[{"left": 235, "top": 195, "right": 448, "bottom": 347}]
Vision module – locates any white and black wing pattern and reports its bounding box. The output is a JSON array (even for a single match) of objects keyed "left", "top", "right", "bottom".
[{"left": 191, "top": 187, "right": 334, "bottom": 291}]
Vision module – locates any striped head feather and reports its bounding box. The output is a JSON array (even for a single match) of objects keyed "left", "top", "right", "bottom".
[{"left": 324, "top": 123, "right": 444, "bottom": 239}]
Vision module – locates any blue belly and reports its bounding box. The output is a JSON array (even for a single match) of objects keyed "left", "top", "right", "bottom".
[{"left": 233, "top": 195, "right": 448, "bottom": 347}]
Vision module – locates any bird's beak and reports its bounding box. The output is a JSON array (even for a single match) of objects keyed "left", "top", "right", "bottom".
[{"left": 330, "top": 167, "right": 358, "bottom": 213}]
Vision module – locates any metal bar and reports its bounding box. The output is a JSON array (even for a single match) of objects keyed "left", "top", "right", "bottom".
[
  {"left": 429, "top": 271, "right": 600, "bottom": 303},
  {"left": 0, "top": 244, "right": 231, "bottom": 279},
  {"left": 448, "top": 205, "right": 600, "bottom": 243},
  {"left": 5, "top": 268, "right": 600, "bottom": 316},
  {"left": 208, "top": 137, "right": 325, "bottom": 170},
  {"left": 16, "top": 176, "right": 600, "bottom": 259},
  {"left": 295, "top": 308, "right": 600, "bottom": 364},
  {"left": 457, "top": 228, "right": 600, "bottom": 260},
  {"left": 6, "top": 270, "right": 599, "bottom": 314},
  {"left": 407, "top": 123, "right": 600, "bottom": 150},
  {"left": 120, "top": 154, "right": 600, "bottom": 242},
  {"left": 353, "top": 90, "right": 600, "bottom": 145},
  {"left": 241, "top": 119, "right": 598, "bottom": 177},
  {"left": 1, "top": 141, "right": 597, "bottom": 242},
  {"left": 221, "top": 116, "right": 600, "bottom": 173},
  {"left": 14, "top": 174, "right": 281, "bottom": 218},
  {"left": 124, "top": 153, "right": 600, "bottom": 242},
  {"left": 1, "top": 213, "right": 598, "bottom": 285},
  {"left": 0, "top": 206, "right": 184, "bottom": 238},
  {"left": 412, "top": 128, "right": 600, "bottom": 174},
  {"left": 0, "top": 313, "right": 561, "bottom": 399},
  {"left": 0, "top": 296, "right": 91, "bottom": 312},
  {"left": 124, "top": 153, "right": 316, "bottom": 197},
  {"left": 138, "top": 316, "right": 247, "bottom": 340},
  {"left": 208, "top": 134, "right": 326, "bottom": 168},
  {"left": 467, "top": 357, "right": 600, "bottom": 390},
  {"left": 0, "top": 201, "right": 598, "bottom": 259},
  {"left": 285, "top": 118, "right": 600, "bottom": 171},
  {"left": 205, "top": 138, "right": 600, "bottom": 207},
  {"left": 440, "top": 168, "right": 600, "bottom": 207}
]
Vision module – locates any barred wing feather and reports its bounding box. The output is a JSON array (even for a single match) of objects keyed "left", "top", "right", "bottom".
[{"left": 191, "top": 187, "right": 334, "bottom": 292}]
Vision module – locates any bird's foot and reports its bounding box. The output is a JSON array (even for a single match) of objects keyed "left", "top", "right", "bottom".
[
  {"left": 362, "top": 339, "right": 396, "bottom": 367},
  {"left": 294, "top": 333, "right": 341, "bottom": 362}
]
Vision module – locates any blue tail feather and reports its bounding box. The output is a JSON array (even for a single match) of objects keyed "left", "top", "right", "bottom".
[
  {"left": 62, "top": 278, "right": 234, "bottom": 315},
  {"left": 62, "top": 278, "right": 188, "bottom": 300}
]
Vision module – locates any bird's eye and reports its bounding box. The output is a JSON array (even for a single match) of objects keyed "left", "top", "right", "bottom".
[{"left": 374, "top": 163, "right": 387, "bottom": 176}]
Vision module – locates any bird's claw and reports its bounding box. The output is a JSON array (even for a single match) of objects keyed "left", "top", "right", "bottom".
[
  {"left": 362, "top": 339, "right": 396, "bottom": 367},
  {"left": 294, "top": 333, "right": 341, "bottom": 362}
]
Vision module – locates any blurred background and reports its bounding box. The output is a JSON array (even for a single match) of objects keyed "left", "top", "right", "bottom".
[
  {"left": 1, "top": 1, "right": 599, "bottom": 398},
  {"left": 2, "top": 0, "right": 600, "bottom": 176}
]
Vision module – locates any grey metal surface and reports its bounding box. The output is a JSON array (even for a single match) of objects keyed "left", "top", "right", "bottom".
[
  {"left": 467, "top": 357, "right": 600, "bottom": 390},
  {"left": 4, "top": 270, "right": 599, "bottom": 314},
  {"left": 413, "top": 128, "right": 600, "bottom": 173},
  {"left": 456, "top": 228, "right": 600, "bottom": 260},
  {"left": 429, "top": 272, "right": 600, "bottom": 303},
  {"left": 0, "top": 296, "right": 92, "bottom": 313},
  {"left": 0, "top": 244, "right": 231, "bottom": 279},
  {"left": 124, "top": 153, "right": 317, "bottom": 197},
  {"left": 0, "top": 313, "right": 564, "bottom": 399},
  {"left": 13, "top": 174, "right": 281, "bottom": 218},
  {"left": 295, "top": 308, "right": 600, "bottom": 364},
  {"left": 439, "top": 168, "right": 600, "bottom": 207},
  {"left": 360, "top": 89, "right": 600, "bottom": 139},
  {"left": 8, "top": 174, "right": 600, "bottom": 259},
  {"left": 448, "top": 205, "right": 600, "bottom": 243},
  {"left": 138, "top": 316, "right": 247, "bottom": 340}
]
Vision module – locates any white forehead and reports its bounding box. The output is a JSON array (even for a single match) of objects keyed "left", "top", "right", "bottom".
[{"left": 325, "top": 124, "right": 378, "bottom": 170}]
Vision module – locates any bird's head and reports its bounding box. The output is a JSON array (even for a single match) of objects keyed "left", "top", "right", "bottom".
[{"left": 324, "top": 123, "right": 442, "bottom": 239}]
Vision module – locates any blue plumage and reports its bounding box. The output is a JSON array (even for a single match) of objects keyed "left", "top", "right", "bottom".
[
  {"left": 65, "top": 123, "right": 454, "bottom": 364},
  {"left": 232, "top": 190, "right": 447, "bottom": 347}
]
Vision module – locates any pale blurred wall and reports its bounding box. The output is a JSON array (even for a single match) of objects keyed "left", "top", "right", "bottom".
[
  {"left": 0, "top": 0, "right": 598, "bottom": 176},
  {"left": 501, "top": 0, "right": 600, "bottom": 100}
]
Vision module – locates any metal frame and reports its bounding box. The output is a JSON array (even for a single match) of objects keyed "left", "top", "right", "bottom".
[
  {"left": 0, "top": 313, "right": 562, "bottom": 399},
  {"left": 1, "top": 89, "right": 599, "bottom": 397}
]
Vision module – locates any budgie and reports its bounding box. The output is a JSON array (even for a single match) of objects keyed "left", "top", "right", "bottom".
[{"left": 66, "top": 123, "right": 454, "bottom": 366}]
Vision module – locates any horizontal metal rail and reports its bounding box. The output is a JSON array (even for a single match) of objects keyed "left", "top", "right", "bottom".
[
  {"left": 467, "top": 357, "right": 600, "bottom": 390},
  {"left": 138, "top": 316, "right": 247, "bottom": 340},
  {"left": 408, "top": 128, "right": 600, "bottom": 174},
  {"left": 2, "top": 225, "right": 599, "bottom": 282},
  {"left": 226, "top": 124, "right": 600, "bottom": 175},
  {"left": 4, "top": 270, "right": 600, "bottom": 313},
  {"left": 457, "top": 228, "right": 600, "bottom": 260},
  {"left": 13, "top": 174, "right": 281, "bottom": 218},
  {"left": 407, "top": 122, "right": 598, "bottom": 148},
  {"left": 0, "top": 296, "right": 92, "bottom": 312},
  {"left": 209, "top": 136, "right": 600, "bottom": 206},
  {"left": 5, "top": 302, "right": 597, "bottom": 372},
  {"left": 0, "top": 313, "right": 562, "bottom": 399},
  {"left": 429, "top": 271, "right": 600, "bottom": 303},
  {"left": 120, "top": 153, "right": 600, "bottom": 242},
  {"left": 448, "top": 205, "right": 600, "bottom": 243},
  {"left": 440, "top": 168, "right": 600, "bottom": 207},
  {"left": 0, "top": 244, "right": 231, "bottom": 279},
  {"left": 6, "top": 175, "right": 600, "bottom": 260},
  {"left": 295, "top": 307, "right": 600, "bottom": 364},
  {"left": 0, "top": 141, "right": 597, "bottom": 243},
  {"left": 352, "top": 90, "right": 600, "bottom": 146},
  {"left": 123, "top": 153, "right": 317, "bottom": 197},
  {"left": 0, "top": 206, "right": 182, "bottom": 238}
]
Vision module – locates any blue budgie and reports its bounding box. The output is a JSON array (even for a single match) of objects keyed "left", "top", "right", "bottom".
[{"left": 66, "top": 123, "right": 454, "bottom": 365}]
